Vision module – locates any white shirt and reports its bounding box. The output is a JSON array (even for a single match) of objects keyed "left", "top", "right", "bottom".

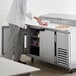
[{"left": 7, "top": 0, "right": 33, "bottom": 28}]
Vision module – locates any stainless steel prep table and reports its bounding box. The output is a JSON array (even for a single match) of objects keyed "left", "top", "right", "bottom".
[
  {"left": 25, "top": 14, "right": 76, "bottom": 72},
  {"left": 0, "top": 57, "right": 40, "bottom": 76}
]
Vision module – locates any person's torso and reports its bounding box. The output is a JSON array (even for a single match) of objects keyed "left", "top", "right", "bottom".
[{"left": 7, "top": 0, "right": 27, "bottom": 28}]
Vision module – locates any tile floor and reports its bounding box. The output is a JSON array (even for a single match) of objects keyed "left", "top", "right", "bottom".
[{"left": 24, "top": 56, "right": 76, "bottom": 76}]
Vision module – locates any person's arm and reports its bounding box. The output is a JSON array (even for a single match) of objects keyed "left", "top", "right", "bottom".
[
  {"left": 22, "top": 0, "right": 33, "bottom": 20},
  {"left": 34, "top": 17, "right": 48, "bottom": 26},
  {"left": 22, "top": 0, "right": 48, "bottom": 26}
]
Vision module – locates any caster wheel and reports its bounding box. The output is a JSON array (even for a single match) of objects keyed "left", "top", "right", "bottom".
[{"left": 69, "top": 69, "right": 73, "bottom": 73}]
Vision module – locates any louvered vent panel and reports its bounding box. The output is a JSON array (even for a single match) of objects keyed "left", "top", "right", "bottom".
[{"left": 57, "top": 48, "right": 69, "bottom": 67}]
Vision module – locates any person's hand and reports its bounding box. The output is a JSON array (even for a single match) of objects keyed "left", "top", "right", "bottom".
[{"left": 34, "top": 16, "right": 48, "bottom": 26}]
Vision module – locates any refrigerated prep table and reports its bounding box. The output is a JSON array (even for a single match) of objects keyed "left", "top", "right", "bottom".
[{"left": 25, "top": 13, "right": 76, "bottom": 72}]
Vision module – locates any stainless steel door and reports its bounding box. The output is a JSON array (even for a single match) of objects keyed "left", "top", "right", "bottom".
[{"left": 40, "top": 30, "right": 54, "bottom": 64}]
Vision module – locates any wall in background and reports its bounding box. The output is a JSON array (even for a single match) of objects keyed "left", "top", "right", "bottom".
[
  {"left": 28, "top": 0, "right": 76, "bottom": 16},
  {"left": 0, "top": 0, "right": 76, "bottom": 55}
]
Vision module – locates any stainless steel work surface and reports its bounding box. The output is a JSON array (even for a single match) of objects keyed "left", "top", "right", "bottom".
[
  {"left": 40, "top": 13, "right": 76, "bottom": 26},
  {"left": 40, "top": 13, "right": 76, "bottom": 21},
  {"left": 0, "top": 57, "right": 40, "bottom": 76}
]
